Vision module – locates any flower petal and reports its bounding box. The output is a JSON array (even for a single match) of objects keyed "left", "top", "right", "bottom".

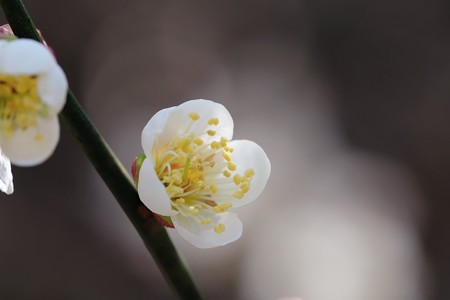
[
  {"left": 38, "top": 65, "right": 68, "bottom": 112},
  {"left": 177, "top": 99, "right": 234, "bottom": 141},
  {"left": 227, "top": 139, "right": 271, "bottom": 207},
  {"left": 0, "top": 39, "right": 55, "bottom": 74},
  {"left": 0, "top": 40, "right": 9, "bottom": 54},
  {"left": 142, "top": 100, "right": 234, "bottom": 158},
  {"left": 0, "top": 149, "right": 13, "bottom": 194},
  {"left": 141, "top": 106, "right": 183, "bottom": 158},
  {"left": 137, "top": 158, "right": 177, "bottom": 216},
  {"left": 1, "top": 117, "right": 60, "bottom": 167},
  {"left": 172, "top": 211, "right": 243, "bottom": 248}
]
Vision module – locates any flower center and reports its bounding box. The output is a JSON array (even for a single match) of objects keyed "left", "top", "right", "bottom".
[
  {"left": 0, "top": 74, "right": 49, "bottom": 140},
  {"left": 153, "top": 111, "right": 255, "bottom": 234}
]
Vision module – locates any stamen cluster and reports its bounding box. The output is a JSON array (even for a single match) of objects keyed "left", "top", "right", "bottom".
[
  {"left": 153, "top": 112, "right": 255, "bottom": 234},
  {"left": 0, "top": 75, "right": 49, "bottom": 140}
]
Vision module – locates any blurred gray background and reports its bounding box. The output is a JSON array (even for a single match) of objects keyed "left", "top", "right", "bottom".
[{"left": 1, "top": 0, "right": 450, "bottom": 299}]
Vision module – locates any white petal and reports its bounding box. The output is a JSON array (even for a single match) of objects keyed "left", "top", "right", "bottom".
[
  {"left": 0, "top": 39, "right": 56, "bottom": 74},
  {"left": 38, "top": 65, "right": 68, "bottom": 113},
  {"left": 137, "top": 158, "right": 177, "bottom": 216},
  {"left": 1, "top": 117, "right": 60, "bottom": 167},
  {"left": 141, "top": 100, "right": 234, "bottom": 158},
  {"left": 0, "top": 40, "right": 9, "bottom": 55},
  {"left": 172, "top": 212, "right": 243, "bottom": 248},
  {"left": 0, "top": 149, "right": 13, "bottom": 194},
  {"left": 141, "top": 106, "right": 182, "bottom": 157},
  {"left": 228, "top": 140, "right": 271, "bottom": 207},
  {"left": 177, "top": 99, "right": 234, "bottom": 141}
]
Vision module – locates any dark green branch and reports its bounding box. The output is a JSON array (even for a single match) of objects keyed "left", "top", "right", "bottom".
[
  {"left": 61, "top": 91, "right": 202, "bottom": 300},
  {"left": 0, "top": 0, "right": 40, "bottom": 41},
  {"left": 0, "top": 0, "right": 202, "bottom": 299}
]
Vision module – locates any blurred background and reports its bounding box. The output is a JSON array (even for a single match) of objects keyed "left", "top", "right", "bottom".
[{"left": 1, "top": 0, "right": 450, "bottom": 299}]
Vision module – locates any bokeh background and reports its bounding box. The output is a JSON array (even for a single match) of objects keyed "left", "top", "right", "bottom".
[{"left": 1, "top": 0, "right": 450, "bottom": 299}]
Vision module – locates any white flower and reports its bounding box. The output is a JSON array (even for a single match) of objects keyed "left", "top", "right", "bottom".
[
  {"left": 0, "top": 38, "right": 67, "bottom": 166},
  {"left": 135, "top": 99, "right": 271, "bottom": 248},
  {"left": 0, "top": 147, "right": 13, "bottom": 194}
]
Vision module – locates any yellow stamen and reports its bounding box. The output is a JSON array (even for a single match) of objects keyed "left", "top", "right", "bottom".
[
  {"left": 245, "top": 168, "right": 255, "bottom": 178},
  {"left": 182, "top": 157, "right": 191, "bottom": 183},
  {"left": 201, "top": 218, "right": 212, "bottom": 225},
  {"left": 210, "top": 184, "right": 218, "bottom": 194},
  {"left": 194, "top": 138, "right": 203, "bottom": 146},
  {"left": 233, "top": 174, "right": 242, "bottom": 185},
  {"left": 240, "top": 181, "right": 250, "bottom": 193},
  {"left": 233, "top": 190, "right": 245, "bottom": 199},
  {"left": 213, "top": 202, "right": 232, "bottom": 213},
  {"left": 222, "top": 152, "right": 232, "bottom": 162},
  {"left": 210, "top": 141, "right": 221, "bottom": 149},
  {"left": 214, "top": 223, "right": 226, "bottom": 233},
  {"left": 207, "top": 130, "right": 216, "bottom": 136},
  {"left": 188, "top": 112, "right": 200, "bottom": 121},
  {"left": 220, "top": 137, "right": 229, "bottom": 147},
  {"left": 224, "top": 146, "right": 234, "bottom": 153},
  {"left": 167, "top": 185, "right": 184, "bottom": 195},
  {"left": 228, "top": 161, "right": 236, "bottom": 171},
  {"left": 0, "top": 74, "right": 49, "bottom": 139},
  {"left": 208, "top": 118, "right": 219, "bottom": 125}
]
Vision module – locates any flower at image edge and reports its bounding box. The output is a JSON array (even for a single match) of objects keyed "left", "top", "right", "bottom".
[
  {"left": 0, "top": 147, "right": 13, "bottom": 194},
  {"left": 135, "top": 99, "right": 271, "bottom": 248},
  {"left": 0, "top": 38, "right": 67, "bottom": 166}
]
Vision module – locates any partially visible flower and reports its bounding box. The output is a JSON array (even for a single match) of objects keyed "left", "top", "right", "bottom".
[
  {"left": 0, "top": 24, "right": 13, "bottom": 39},
  {"left": 0, "top": 36, "right": 68, "bottom": 166},
  {"left": 133, "top": 99, "right": 271, "bottom": 248},
  {"left": 0, "top": 24, "right": 49, "bottom": 47},
  {"left": 0, "top": 147, "right": 13, "bottom": 194}
]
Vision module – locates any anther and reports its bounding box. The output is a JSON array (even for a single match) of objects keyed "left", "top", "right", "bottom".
[
  {"left": 227, "top": 161, "right": 236, "bottom": 171},
  {"left": 207, "top": 130, "right": 216, "bottom": 136},
  {"left": 210, "top": 141, "right": 221, "bottom": 149},
  {"left": 220, "top": 137, "right": 229, "bottom": 147},
  {"left": 201, "top": 218, "right": 212, "bottom": 225},
  {"left": 224, "top": 146, "right": 234, "bottom": 153},
  {"left": 213, "top": 202, "right": 232, "bottom": 213},
  {"left": 245, "top": 168, "right": 255, "bottom": 178},
  {"left": 194, "top": 138, "right": 204, "bottom": 146},
  {"left": 188, "top": 112, "right": 200, "bottom": 121},
  {"left": 214, "top": 223, "right": 226, "bottom": 234},
  {"left": 233, "top": 174, "right": 242, "bottom": 185},
  {"left": 208, "top": 118, "right": 219, "bottom": 125},
  {"left": 240, "top": 181, "right": 250, "bottom": 193},
  {"left": 222, "top": 152, "right": 232, "bottom": 161},
  {"left": 233, "top": 190, "right": 245, "bottom": 199}
]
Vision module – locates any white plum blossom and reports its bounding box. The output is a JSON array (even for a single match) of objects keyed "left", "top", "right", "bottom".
[
  {"left": 134, "top": 99, "right": 271, "bottom": 248},
  {"left": 0, "top": 147, "right": 13, "bottom": 194},
  {"left": 0, "top": 37, "right": 68, "bottom": 167}
]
